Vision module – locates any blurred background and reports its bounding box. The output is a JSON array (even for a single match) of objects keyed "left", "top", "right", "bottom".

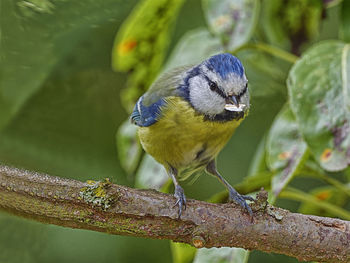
[{"left": 0, "top": 0, "right": 348, "bottom": 262}]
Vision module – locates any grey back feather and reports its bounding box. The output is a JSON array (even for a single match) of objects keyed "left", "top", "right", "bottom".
[{"left": 142, "top": 65, "right": 193, "bottom": 106}]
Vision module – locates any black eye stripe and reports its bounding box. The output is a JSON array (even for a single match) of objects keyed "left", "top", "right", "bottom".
[
  {"left": 238, "top": 83, "right": 248, "bottom": 98},
  {"left": 204, "top": 76, "right": 248, "bottom": 99},
  {"left": 204, "top": 76, "right": 226, "bottom": 98},
  {"left": 211, "top": 82, "right": 226, "bottom": 98}
]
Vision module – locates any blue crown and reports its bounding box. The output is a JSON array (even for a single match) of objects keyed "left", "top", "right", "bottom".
[{"left": 205, "top": 53, "right": 244, "bottom": 79}]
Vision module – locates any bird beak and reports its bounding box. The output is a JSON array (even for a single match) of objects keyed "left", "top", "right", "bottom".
[
  {"left": 228, "top": 95, "right": 239, "bottom": 107},
  {"left": 224, "top": 95, "right": 244, "bottom": 112}
]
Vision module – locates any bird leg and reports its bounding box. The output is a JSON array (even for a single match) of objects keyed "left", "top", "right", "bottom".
[
  {"left": 167, "top": 166, "right": 186, "bottom": 219},
  {"left": 206, "top": 160, "right": 254, "bottom": 216}
]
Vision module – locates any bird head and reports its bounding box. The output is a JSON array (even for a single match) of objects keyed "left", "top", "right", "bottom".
[{"left": 183, "top": 53, "right": 249, "bottom": 120}]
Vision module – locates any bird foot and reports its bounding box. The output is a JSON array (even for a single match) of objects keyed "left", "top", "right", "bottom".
[
  {"left": 173, "top": 185, "right": 186, "bottom": 219},
  {"left": 228, "top": 187, "right": 254, "bottom": 217}
]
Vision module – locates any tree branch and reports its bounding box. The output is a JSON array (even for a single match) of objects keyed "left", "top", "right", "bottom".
[{"left": 0, "top": 164, "right": 349, "bottom": 262}]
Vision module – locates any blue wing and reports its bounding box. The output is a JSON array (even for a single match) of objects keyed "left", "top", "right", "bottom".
[
  {"left": 131, "top": 96, "right": 165, "bottom": 127},
  {"left": 130, "top": 65, "right": 192, "bottom": 127}
]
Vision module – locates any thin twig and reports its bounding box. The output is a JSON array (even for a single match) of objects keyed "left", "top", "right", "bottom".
[{"left": 233, "top": 42, "right": 299, "bottom": 64}]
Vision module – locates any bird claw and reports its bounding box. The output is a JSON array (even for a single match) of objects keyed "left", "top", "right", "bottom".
[
  {"left": 241, "top": 194, "right": 255, "bottom": 202},
  {"left": 228, "top": 188, "right": 254, "bottom": 217},
  {"left": 173, "top": 185, "right": 186, "bottom": 219}
]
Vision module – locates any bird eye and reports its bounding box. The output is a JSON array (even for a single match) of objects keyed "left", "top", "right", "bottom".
[
  {"left": 207, "top": 80, "right": 226, "bottom": 98},
  {"left": 209, "top": 82, "right": 218, "bottom": 91}
]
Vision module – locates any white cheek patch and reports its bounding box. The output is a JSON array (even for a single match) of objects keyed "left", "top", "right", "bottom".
[{"left": 188, "top": 75, "right": 225, "bottom": 115}]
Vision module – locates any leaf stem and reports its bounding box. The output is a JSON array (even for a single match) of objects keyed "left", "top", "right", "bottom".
[
  {"left": 280, "top": 187, "right": 350, "bottom": 220},
  {"left": 233, "top": 42, "right": 299, "bottom": 64},
  {"left": 299, "top": 165, "right": 350, "bottom": 198}
]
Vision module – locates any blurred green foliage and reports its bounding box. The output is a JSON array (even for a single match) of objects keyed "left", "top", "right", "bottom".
[
  {"left": 112, "top": 0, "right": 185, "bottom": 111},
  {"left": 262, "top": 0, "right": 323, "bottom": 54},
  {"left": 1, "top": 0, "right": 349, "bottom": 262}
]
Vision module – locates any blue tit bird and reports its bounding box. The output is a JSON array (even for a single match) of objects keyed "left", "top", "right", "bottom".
[{"left": 131, "top": 53, "right": 254, "bottom": 218}]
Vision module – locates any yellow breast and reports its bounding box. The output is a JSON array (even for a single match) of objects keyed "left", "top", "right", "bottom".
[{"left": 138, "top": 96, "right": 243, "bottom": 174}]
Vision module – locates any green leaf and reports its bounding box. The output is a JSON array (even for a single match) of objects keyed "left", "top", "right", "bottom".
[
  {"left": 266, "top": 105, "right": 308, "bottom": 197},
  {"left": 202, "top": 0, "right": 259, "bottom": 50},
  {"left": 135, "top": 154, "right": 168, "bottom": 190},
  {"left": 112, "top": 0, "right": 185, "bottom": 111},
  {"left": 340, "top": 0, "right": 350, "bottom": 42},
  {"left": 171, "top": 242, "right": 196, "bottom": 263},
  {"left": 299, "top": 185, "right": 348, "bottom": 217},
  {"left": 193, "top": 247, "right": 249, "bottom": 263},
  {"left": 163, "top": 28, "right": 223, "bottom": 71},
  {"left": 288, "top": 41, "right": 350, "bottom": 172},
  {"left": 116, "top": 120, "right": 143, "bottom": 175},
  {"left": 261, "top": 0, "right": 322, "bottom": 54}
]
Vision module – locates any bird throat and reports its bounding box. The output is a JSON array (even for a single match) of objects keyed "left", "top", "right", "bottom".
[{"left": 204, "top": 110, "right": 245, "bottom": 122}]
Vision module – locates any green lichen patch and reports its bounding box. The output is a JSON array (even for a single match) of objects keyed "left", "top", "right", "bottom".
[
  {"left": 267, "top": 206, "right": 285, "bottom": 221},
  {"left": 79, "top": 179, "right": 114, "bottom": 210}
]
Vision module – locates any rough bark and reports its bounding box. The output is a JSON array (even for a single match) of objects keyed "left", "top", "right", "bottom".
[{"left": 0, "top": 164, "right": 349, "bottom": 262}]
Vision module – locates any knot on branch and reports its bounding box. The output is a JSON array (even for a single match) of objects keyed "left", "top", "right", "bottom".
[{"left": 251, "top": 187, "right": 268, "bottom": 212}]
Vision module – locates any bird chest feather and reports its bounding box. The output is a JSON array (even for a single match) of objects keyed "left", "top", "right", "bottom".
[{"left": 138, "top": 96, "right": 242, "bottom": 172}]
